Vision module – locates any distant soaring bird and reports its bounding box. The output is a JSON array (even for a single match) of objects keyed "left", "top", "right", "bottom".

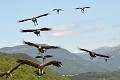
[
  {"left": 18, "top": 13, "right": 49, "bottom": 26},
  {"left": 75, "top": 7, "right": 90, "bottom": 13},
  {"left": 78, "top": 48, "right": 110, "bottom": 60},
  {"left": 53, "top": 9, "right": 64, "bottom": 14},
  {"left": 17, "top": 59, "right": 62, "bottom": 76},
  {"left": 0, "top": 63, "right": 22, "bottom": 78},
  {"left": 21, "top": 27, "right": 52, "bottom": 36},
  {"left": 23, "top": 41, "right": 59, "bottom": 55},
  {"left": 35, "top": 55, "right": 53, "bottom": 62}
]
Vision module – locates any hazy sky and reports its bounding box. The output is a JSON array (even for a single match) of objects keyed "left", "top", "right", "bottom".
[{"left": 0, "top": 0, "right": 120, "bottom": 53}]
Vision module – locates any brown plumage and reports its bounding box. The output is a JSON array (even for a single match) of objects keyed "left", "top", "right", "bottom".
[
  {"left": 75, "top": 7, "right": 90, "bottom": 13},
  {"left": 18, "top": 13, "right": 49, "bottom": 26},
  {"left": 53, "top": 9, "right": 64, "bottom": 14},
  {"left": 17, "top": 59, "right": 62, "bottom": 76},
  {"left": 23, "top": 41, "right": 59, "bottom": 55},
  {"left": 35, "top": 55, "right": 53, "bottom": 62},
  {"left": 21, "top": 27, "right": 52, "bottom": 36},
  {"left": 79, "top": 48, "right": 110, "bottom": 60},
  {"left": 0, "top": 63, "right": 22, "bottom": 78}
]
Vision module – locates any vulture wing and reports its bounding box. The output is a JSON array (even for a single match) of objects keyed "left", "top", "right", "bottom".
[
  {"left": 45, "top": 55, "right": 53, "bottom": 58},
  {"left": 75, "top": 8, "right": 81, "bottom": 9},
  {"left": 23, "top": 41, "right": 39, "bottom": 48},
  {"left": 53, "top": 9, "right": 58, "bottom": 11},
  {"left": 84, "top": 7, "right": 90, "bottom": 8},
  {"left": 36, "top": 13, "right": 49, "bottom": 18},
  {"left": 17, "top": 59, "right": 39, "bottom": 68},
  {"left": 44, "top": 60, "right": 62, "bottom": 68},
  {"left": 95, "top": 53, "right": 110, "bottom": 58},
  {"left": 21, "top": 29, "right": 36, "bottom": 32},
  {"left": 18, "top": 18, "right": 31, "bottom": 22},
  {"left": 35, "top": 56, "right": 43, "bottom": 58},
  {"left": 0, "top": 73, "right": 6, "bottom": 77},
  {"left": 39, "top": 28, "right": 52, "bottom": 31},
  {"left": 79, "top": 48, "right": 91, "bottom": 53},
  {"left": 9, "top": 63, "right": 22, "bottom": 73},
  {"left": 43, "top": 46, "right": 59, "bottom": 49}
]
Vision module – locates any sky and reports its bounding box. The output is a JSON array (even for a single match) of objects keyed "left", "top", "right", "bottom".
[{"left": 0, "top": 0, "right": 120, "bottom": 53}]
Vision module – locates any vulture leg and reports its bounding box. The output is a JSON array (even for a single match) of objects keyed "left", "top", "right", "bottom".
[
  {"left": 35, "top": 20, "right": 38, "bottom": 25},
  {"left": 57, "top": 11, "right": 59, "bottom": 14},
  {"left": 81, "top": 9, "right": 84, "bottom": 13},
  {"left": 90, "top": 57, "right": 93, "bottom": 60}
]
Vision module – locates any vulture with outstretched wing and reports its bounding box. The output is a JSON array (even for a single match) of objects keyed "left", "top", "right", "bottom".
[
  {"left": 0, "top": 63, "right": 22, "bottom": 78},
  {"left": 79, "top": 48, "right": 110, "bottom": 60},
  {"left": 17, "top": 59, "right": 62, "bottom": 76},
  {"left": 35, "top": 55, "right": 53, "bottom": 62},
  {"left": 21, "top": 27, "right": 52, "bottom": 36},
  {"left": 18, "top": 13, "right": 49, "bottom": 26},
  {"left": 53, "top": 9, "right": 64, "bottom": 14},
  {"left": 79, "top": 48, "right": 96, "bottom": 60},
  {"left": 75, "top": 7, "right": 90, "bottom": 13},
  {"left": 23, "top": 41, "right": 59, "bottom": 55}
]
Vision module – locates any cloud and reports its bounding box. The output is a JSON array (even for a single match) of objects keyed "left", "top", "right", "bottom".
[
  {"left": 83, "top": 18, "right": 104, "bottom": 23},
  {"left": 110, "top": 38, "right": 120, "bottom": 42},
  {"left": 53, "top": 24, "right": 76, "bottom": 31},
  {"left": 51, "top": 31, "right": 76, "bottom": 37},
  {"left": 51, "top": 27, "right": 103, "bottom": 38},
  {"left": 111, "top": 23, "right": 120, "bottom": 28},
  {"left": 79, "top": 28, "right": 104, "bottom": 34}
]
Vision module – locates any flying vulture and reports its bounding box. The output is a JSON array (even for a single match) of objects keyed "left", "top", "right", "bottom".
[
  {"left": 18, "top": 13, "right": 49, "bottom": 26},
  {"left": 0, "top": 63, "right": 22, "bottom": 78},
  {"left": 21, "top": 27, "right": 52, "bottom": 36},
  {"left": 53, "top": 9, "right": 64, "bottom": 14},
  {"left": 23, "top": 41, "right": 59, "bottom": 55},
  {"left": 79, "top": 48, "right": 110, "bottom": 60},
  {"left": 75, "top": 7, "right": 90, "bottom": 13},
  {"left": 35, "top": 55, "right": 53, "bottom": 62},
  {"left": 17, "top": 59, "right": 62, "bottom": 76}
]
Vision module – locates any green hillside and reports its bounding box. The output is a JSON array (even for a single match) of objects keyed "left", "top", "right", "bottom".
[
  {"left": 0, "top": 52, "right": 69, "bottom": 80},
  {"left": 68, "top": 71, "right": 120, "bottom": 80}
]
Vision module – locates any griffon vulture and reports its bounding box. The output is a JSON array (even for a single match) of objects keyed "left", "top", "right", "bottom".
[
  {"left": 23, "top": 41, "right": 59, "bottom": 55},
  {"left": 21, "top": 27, "right": 52, "bottom": 36},
  {"left": 75, "top": 7, "right": 90, "bottom": 13},
  {"left": 17, "top": 59, "right": 62, "bottom": 76},
  {"left": 79, "top": 48, "right": 110, "bottom": 60},
  {"left": 18, "top": 13, "right": 49, "bottom": 26},
  {"left": 53, "top": 9, "right": 64, "bottom": 14},
  {"left": 0, "top": 63, "right": 22, "bottom": 78},
  {"left": 35, "top": 55, "right": 53, "bottom": 62}
]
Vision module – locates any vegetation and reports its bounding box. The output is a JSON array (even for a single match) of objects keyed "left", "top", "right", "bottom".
[
  {"left": 68, "top": 71, "right": 120, "bottom": 80},
  {"left": 0, "top": 52, "right": 69, "bottom": 80}
]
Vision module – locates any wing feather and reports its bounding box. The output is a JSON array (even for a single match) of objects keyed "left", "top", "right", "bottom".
[
  {"left": 16, "top": 59, "right": 39, "bottom": 68},
  {"left": 23, "top": 41, "right": 39, "bottom": 48},
  {"left": 84, "top": 7, "right": 90, "bottom": 8},
  {"left": 44, "top": 60, "right": 62, "bottom": 68},
  {"left": 9, "top": 63, "right": 22, "bottom": 73},
  {"left": 36, "top": 13, "right": 49, "bottom": 18},
  {"left": 45, "top": 55, "right": 53, "bottom": 58},
  {"left": 35, "top": 56, "right": 43, "bottom": 58},
  {"left": 79, "top": 48, "right": 91, "bottom": 53},
  {"left": 18, "top": 18, "right": 31, "bottom": 22},
  {"left": 0, "top": 73, "right": 6, "bottom": 77},
  {"left": 39, "top": 28, "right": 52, "bottom": 31},
  {"left": 43, "top": 46, "right": 59, "bottom": 49},
  {"left": 21, "top": 29, "right": 36, "bottom": 32},
  {"left": 95, "top": 53, "right": 109, "bottom": 58}
]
